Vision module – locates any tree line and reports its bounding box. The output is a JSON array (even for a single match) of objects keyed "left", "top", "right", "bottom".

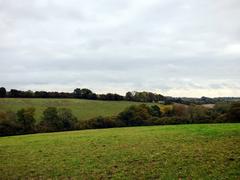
[
  {"left": 1, "top": 102, "right": 239, "bottom": 136},
  {"left": 0, "top": 87, "right": 165, "bottom": 102},
  {"left": 1, "top": 87, "right": 240, "bottom": 104}
]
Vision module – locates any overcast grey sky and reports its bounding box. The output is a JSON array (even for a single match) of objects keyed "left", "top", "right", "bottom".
[{"left": 0, "top": 0, "right": 240, "bottom": 97}]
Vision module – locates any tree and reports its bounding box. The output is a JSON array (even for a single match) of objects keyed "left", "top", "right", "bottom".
[
  {"left": 58, "top": 108, "right": 77, "bottom": 130},
  {"left": 73, "top": 88, "right": 96, "bottom": 99},
  {"left": 0, "top": 111, "right": 19, "bottom": 136},
  {"left": 149, "top": 105, "right": 162, "bottom": 117},
  {"left": 187, "top": 105, "right": 211, "bottom": 123},
  {"left": 35, "top": 91, "right": 49, "bottom": 98},
  {"left": 0, "top": 87, "right": 6, "bottom": 97},
  {"left": 17, "top": 108, "right": 36, "bottom": 133},
  {"left": 41, "top": 107, "right": 60, "bottom": 131},
  {"left": 23, "top": 90, "right": 34, "bottom": 98},
  {"left": 118, "top": 104, "right": 152, "bottom": 126},
  {"left": 227, "top": 102, "right": 240, "bottom": 122},
  {"left": 9, "top": 89, "right": 22, "bottom": 97},
  {"left": 172, "top": 104, "right": 188, "bottom": 117},
  {"left": 125, "top": 91, "right": 164, "bottom": 102},
  {"left": 80, "top": 88, "right": 93, "bottom": 98},
  {"left": 214, "top": 103, "right": 231, "bottom": 114},
  {"left": 73, "top": 88, "right": 81, "bottom": 98},
  {"left": 125, "top": 92, "right": 133, "bottom": 101},
  {"left": 83, "top": 116, "right": 116, "bottom": 129}
]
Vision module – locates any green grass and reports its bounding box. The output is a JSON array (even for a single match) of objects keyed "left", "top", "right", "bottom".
[
  {"left": 0, "top": 124, "right": 239, "bottom": 179},
  {"left": 0, "top": 98, "right": 169, "bottom": 121}
]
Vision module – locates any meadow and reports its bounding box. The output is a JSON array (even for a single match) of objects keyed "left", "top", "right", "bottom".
[
  {"left": 0, "top": 123, "right": 239, "bottom": 179},
  {"left": 0, "top": 98, "right": 169, "bottom": 121}
]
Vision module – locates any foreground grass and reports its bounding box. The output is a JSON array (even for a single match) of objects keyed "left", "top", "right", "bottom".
[
  {"left": 0, "top": 98, "right": 169, "bottom": 121},
  {"left": 0, "top": 124, "right": 239, "bottom": 179}
]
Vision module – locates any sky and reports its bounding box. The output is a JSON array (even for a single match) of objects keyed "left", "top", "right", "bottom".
[{"left": 0, "top": 0, "right": 240, "bottom": 97}]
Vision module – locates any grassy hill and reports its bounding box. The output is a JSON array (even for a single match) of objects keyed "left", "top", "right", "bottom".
[
  {"left": 0, "top": 124, "right": 239, "bottom": 179},
  {"left": 0, "top": 98, "right": 170, "bottom": 121}
]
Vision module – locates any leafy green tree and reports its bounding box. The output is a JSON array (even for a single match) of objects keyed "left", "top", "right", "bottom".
[
  {"left": 17, "top": 108, "right": 36, "bottom": 133},
  {"left": 149, "top": 105, "right": 162, "bottom": 117},
  {"left": 0, "top": 87, "right": 6, "bottom": 97},
  {"left": 163, "top": 107, "right": 173, "bottom": 116},
  {"left": 41, "top": 107, "right": 60, "bottom": 131},
  {"left": 73, "top": 88, "right": 81, "bottom": 98},
  {"left": 58, "top": 108, "right": 77, "bottom": 130},
  {"left": 73, "top": 88, "right": 96, "bottom": 99},
  {"left": 227, "top": 102, "right": 240, "bottom": 122},
  {"left": 83, "top": 116, "right": 116, "bottom": 129},
  {"left": 118, "top": 104, "right": 152, "bottom": 126},
  {"left": 125, "top": 91, "right": 164, "bottom": 102},
  {"left": 80, "top": 88, "right": 93, "bottom": 98},
  {"left": 187, "top": 105, "right": 211, "bottom": 123},
  {"left": 214, "top": 103, "right": 231, "bottom": 114},
  {"left": 0, "top": 111, "right": 19, "bottom": 136},
  {"left": 9, "top": 89, "right": 22, "bottom": 97},
  {"left": 125, "top": 92, "right": 134, "bottom": 101},
  {"left": 35, "top": 91, "right": 49, "bottom": 98}
]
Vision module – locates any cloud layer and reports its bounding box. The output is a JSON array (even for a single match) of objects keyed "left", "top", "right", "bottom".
[{"left": 0, "top": 0, "right": 240, "bottom": 97}]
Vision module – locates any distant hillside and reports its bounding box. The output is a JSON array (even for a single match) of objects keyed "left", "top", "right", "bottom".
[
  {"left": 0, "top": 98, "right": 170, "bottom": 121},
  {"left": 1, "top": 87, "right": 239, "bottom": 104},
  {"left": 165, "top": 96, "right": 240, "bottom": 105}
]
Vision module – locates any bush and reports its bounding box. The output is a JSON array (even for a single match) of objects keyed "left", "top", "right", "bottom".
[
  {"left": 1, "top": 102, "right": 239, "bottom": 136},
  {"left": 39, "top": 107, "right": 78, "bottom": 132},
  {"left": 227, "top": 102, "right": 240, "bottom": 122},
  {"left": 58, "top": 108, "right": 78, "bottom": 130},
  {"left": 17, "top": 108, "right": 36, "bottom": 133},
  {"left": 40, "top": 107, "right": 60, "bottom": 132},
  {"left": 0, "top": 87, "right": 6, "bottom": 97},
  {"left": 118, "top": 104, "right": 152, "bottom": 126},
  {"left": 172, "top": 104, "right": 188, "bottom": 117},
  {"left": 163, "top": 107, "right": 173, "bottom": 116},
  {"left": 214, "top": 114, "right": 228, "bottom": 123},
  {"left": 0, "top": 111, "right": 20, "bottom": 136},
  {"left": 214, "top": 103, "right": 231, "bottom": 114},
  {"left": 82, "top": 116, "right": 118, "bottom": 129},
  {"left": 187, "top": 105, "right": 212, "bottom": 123},
  {"left": 148, "top": 105, "right": 162, "bottom": 117},
  {"left": 152, "top": 116, "right": 190, "bottom": 125}
]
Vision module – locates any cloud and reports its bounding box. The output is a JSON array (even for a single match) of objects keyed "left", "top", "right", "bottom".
[
  {"left": 0, "top": 0, "right": 240, "bottom": 97},
  {"left": 223, "top": 43, "right": 240, "bottom": 55}
]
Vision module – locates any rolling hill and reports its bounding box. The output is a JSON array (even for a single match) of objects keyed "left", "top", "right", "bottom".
[
  {"left": 0, "top": 124, "right": 239, "bottom": 179},
  {"left": 0, "top": 98, "right": 170, "bottom": 121}
]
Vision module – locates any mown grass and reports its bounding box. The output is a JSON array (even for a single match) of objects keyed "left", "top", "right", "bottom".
[
  {"left": 0, "top": 124, "right": 239, "bottom": 179},
  {"left": 0, "top": 98, "right": 170, "bottom": 121}
]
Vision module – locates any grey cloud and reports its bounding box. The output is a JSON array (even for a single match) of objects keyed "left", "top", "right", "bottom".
[{"left": 0, "top": 0, "right": 240, "bottom": 97}]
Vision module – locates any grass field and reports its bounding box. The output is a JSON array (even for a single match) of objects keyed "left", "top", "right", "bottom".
[
  {"left": 0, "top": 124, "right": 239, "bottom": 179},
  {"left": 0, "top": 98, "right": 169, "bottom": 121}
]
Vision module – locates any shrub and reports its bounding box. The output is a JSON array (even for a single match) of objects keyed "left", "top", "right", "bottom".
[
  {"left": 187, "top": 105, "right": 212, "bottom": 123},
  {"left": 118, "top": 104, "right": 152, "bottom": 126},
  {"left": 58, "top": 108, "right": 78, "bottom": 130},
  {"left": 227, "top": 102, "right": 240, "bottom": 123},
  {"left": 148, "top": 105, "right": 162, "bottom": 117},
  {"left": 82, "top": 116, "right": 117, "bottom": 129},
  {"left": 17, "top": 108, "right": 36, "bottom": 133},
  {"left": 172, "top": 104, "right": 188, "bottom": 117},
  {"left": 214, "top": 114, "right": 228, "bottom": 123},
  {"left": 0, "top": 87, "right": 6, "bottom": 97},
  {"left": 0, "top": 111, "right": 20, "bottom": 136},
  {"left": 152, "top": 116, "right": 190, "bottom": 125},
  {"left": 214, "top": 103, "right": 231, "bottom": 114},
  {"left": 39, "top": 107, "right": 78, "bottom": 132},
  {"left": 163, "top": 107, "right": 173, "bottom": 116},
  {"left": 40, "top": 107, "right": 61, "bottom": 132}
]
